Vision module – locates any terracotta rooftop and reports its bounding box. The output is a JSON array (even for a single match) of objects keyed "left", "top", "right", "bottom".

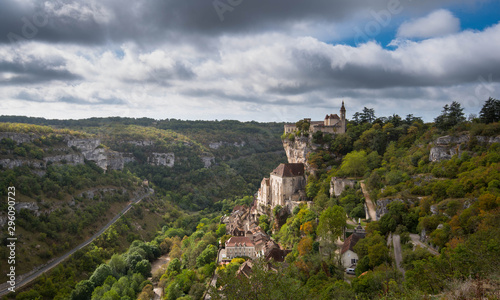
[
  {"left": 226, "top": 236, "right": 255, "bottom": 247},
  {"left": 261, "top": 178, "right": 270, "bottom": 185},
  {"left": 341, "top": 233, "right": 363, "bottom": 255},
  {"left": 271, "top": 163, "right": 305, "bottom": 177}
]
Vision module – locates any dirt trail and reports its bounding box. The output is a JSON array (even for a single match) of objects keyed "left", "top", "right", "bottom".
[
  {"left": 360, "top": 181, "right": 377, "bottom": 221},
  {"left": 150, "top": 254, "right": 169, "bottom": 300}
]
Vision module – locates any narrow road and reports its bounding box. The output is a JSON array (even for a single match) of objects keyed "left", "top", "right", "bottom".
[
  {"left": 0, "top": 188, "right": 154, "bottom": 297},
  {"left": 392, "top": 234, "right": 405, "bottom": 277},
  {"left": 360, "top": 181, "right": 377, "bottom": 221},
  {"left": 410, "top": 234, "right": 439, "bottom": 255}
]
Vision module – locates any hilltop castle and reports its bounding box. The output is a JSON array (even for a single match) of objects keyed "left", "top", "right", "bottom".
[{"left": 284, "top": 101, "right": 346, "bottom": 135}]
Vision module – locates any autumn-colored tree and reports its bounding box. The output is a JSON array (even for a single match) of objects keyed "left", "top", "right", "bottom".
[
  {"left": 297, "top": 236, "right": 313, "bottom": 256},
  {"left": 300, "top": 221, "right": 314, "bottom": 236}
]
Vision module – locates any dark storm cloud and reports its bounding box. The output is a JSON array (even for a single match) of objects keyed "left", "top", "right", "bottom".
[
  {"left": 0, "top": 60, "right": 81, "bottom": 85},
  {"left": 0, "top": 0, "right": 464, "bottom": 45}
]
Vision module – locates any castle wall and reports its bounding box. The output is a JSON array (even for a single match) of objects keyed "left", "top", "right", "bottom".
[
  {"left": 284, "top": 124, "right": 296, "bottom": 134},
  {"left": 270, "top": 174, "right": 305, "bottom": 208}
]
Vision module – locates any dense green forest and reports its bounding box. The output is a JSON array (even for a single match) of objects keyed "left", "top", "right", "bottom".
[
  {"left": 1, "top": 98, "right": 499, "bottom": 299},
  {"left": 0, "top": 117, "right": 285, "bottom": 299}
]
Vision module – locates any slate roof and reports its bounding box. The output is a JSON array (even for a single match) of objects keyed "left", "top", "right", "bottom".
[
  {"left": 271, "top": 163, "right": 305, "bottom": 177},
  {"left": 325, "top": 114, "right": 340, "bottom": 119}
]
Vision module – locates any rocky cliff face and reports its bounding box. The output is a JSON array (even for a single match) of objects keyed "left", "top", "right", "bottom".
[
  {"left": 429, "top": 134, "right": 500, "bottom": 162},
  {"left": 282, "top": 136, "right": 314, "bottom": 167},
  {"left": 67, "top": 138, "right": 130, "bottom": 170},
  {"left": 0, "top": 133, "right": 134, "bottom": 171},
  {"left": 149, "top": 152, "right": 175, "bottom": 167}
]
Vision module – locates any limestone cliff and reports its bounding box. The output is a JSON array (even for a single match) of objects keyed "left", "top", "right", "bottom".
[
  {"left": 282, "top": 135, "right": 326, "bottom": 174},
  {"left": 282, "top": 136, "right": 313, "bottom": 166},
  {"left": 429, "top": 134, "right": 500, "bottom": 162},
  {"left": 67, "top": 138, "right": 129, "bottom": 170},
  {"left": 0, "top": 133, "right": 133, "bottom": 171},
  {"left": 149, "top": 152, "right": 175, "bottom": 167}
]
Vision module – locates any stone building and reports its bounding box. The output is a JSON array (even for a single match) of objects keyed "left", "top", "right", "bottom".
[
  {"left": 225, "top": 236, "right": 256, "bottom": 259},
  {"left": 256, "top": 163, "right": 306, "bottom": 210},
  {"left": 284, "top": 101, "right": 346, "bottom": 135}
]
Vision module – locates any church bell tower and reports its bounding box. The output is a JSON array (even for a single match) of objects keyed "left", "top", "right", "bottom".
[{"left": 340, "top": 101, "right": 346, "bottom": 133}]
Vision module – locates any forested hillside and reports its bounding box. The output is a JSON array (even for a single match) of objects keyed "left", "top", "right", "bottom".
[
  {"left": 263, "top": 99, "right": 499, "bottom": 299},
  {"left": 1, "top": 99, "right": 499, "bottom": 299},
  {"left": 0, "top": 117, "right": 285, "bottom": 299}
]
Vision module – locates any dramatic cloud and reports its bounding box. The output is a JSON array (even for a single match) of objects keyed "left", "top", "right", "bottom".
[
  {"left": 0, "top": 0, "right": 498, "bottom": 122},
  {"left": 397, "top": 9, "right": 460, "bottom": 39}
]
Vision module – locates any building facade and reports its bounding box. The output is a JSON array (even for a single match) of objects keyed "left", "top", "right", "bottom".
[
  {"left": 284, "top": 101, "right": 347, "bottom": 135},
  {"left": 256, "top": 163, "right": 306, "bottom": 210},
  {"left": 225, "top": 236, "right": 256, "bottom": 259}
]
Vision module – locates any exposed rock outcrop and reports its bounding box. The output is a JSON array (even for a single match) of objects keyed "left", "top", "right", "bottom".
[
  {"left": 149, "top": 152, "right": 175, "bottom": 167},
  {"left": 201, "top": 154, "right": 215, "bottom": 168},
  {"left": 376, "top": 198, "right": 404, "bottom": 219},
  {"left": 44, "top": 154, "right": 85, "bottom": 165},
  {"left": 0, "top": 132, "right": 36, "bottom": 144},
  {"left": 68, "top": 138, "right": 126, "bottom": 171},
  {"left": 282, "top": 136, "right": 313, "bottom": 166},
  {"left": 209, "top": 141, "right": 246, "bottom": 149},
  {"left": 0, "top": 133, "right": 130, "bottom": 171},
  {"left": 429, "top": 134, "right": 500, "bottom": 162}
]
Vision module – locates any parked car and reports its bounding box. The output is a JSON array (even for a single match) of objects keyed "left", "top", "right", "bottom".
[{"left": 345, "top": 268, "right": 356, "bottom": 275}]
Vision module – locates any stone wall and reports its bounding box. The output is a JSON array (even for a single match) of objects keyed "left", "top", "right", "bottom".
[{"left": 330, "top": 177, "right": 357, "bottom": 197}]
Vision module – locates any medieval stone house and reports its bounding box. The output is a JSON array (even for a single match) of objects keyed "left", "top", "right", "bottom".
[{"left": 256, "top": 163, "right": 306, "bottom": 210}]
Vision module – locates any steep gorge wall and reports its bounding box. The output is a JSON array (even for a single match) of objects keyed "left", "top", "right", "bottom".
[{"left": 0, "top": 133, "right": 131, "bottom": 171}]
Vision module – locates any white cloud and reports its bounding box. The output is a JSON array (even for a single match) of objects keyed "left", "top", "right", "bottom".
[
  {"left": 396, "top": 9, "right": 460, "bottom": 39},
  {"left": 1, "top": 22, "right": 500, "bottom": 122}
]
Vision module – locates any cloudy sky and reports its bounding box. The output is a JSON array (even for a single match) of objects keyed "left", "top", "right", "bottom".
[{"left": 0, "top": 0, "right": 499, "bottom": 122}]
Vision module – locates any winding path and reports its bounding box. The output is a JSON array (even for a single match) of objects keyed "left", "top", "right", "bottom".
[
  {"left": 0, "top": 188, "right": 154, "bottom": 297},
  {"left": 360, "top": 181, "right": 377, "bottom": 221},
  {"left": 392, "top": 234, "right": 405, "bottom": 277}
]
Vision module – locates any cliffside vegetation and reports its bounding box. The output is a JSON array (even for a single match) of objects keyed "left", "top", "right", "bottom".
[
  {"left": 273, "top": 98, "right": 499, "bottom": 299},
  {"left": 1, "top": 98, "right": 499, "bottom": 299},
  {"left": 0, "top": 117, "right": 285, "bottom": 299}
]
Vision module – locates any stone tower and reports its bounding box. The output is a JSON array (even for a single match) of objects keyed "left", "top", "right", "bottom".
[{"left": 340, "top": 101, "right": 346, "bottom": 133}]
